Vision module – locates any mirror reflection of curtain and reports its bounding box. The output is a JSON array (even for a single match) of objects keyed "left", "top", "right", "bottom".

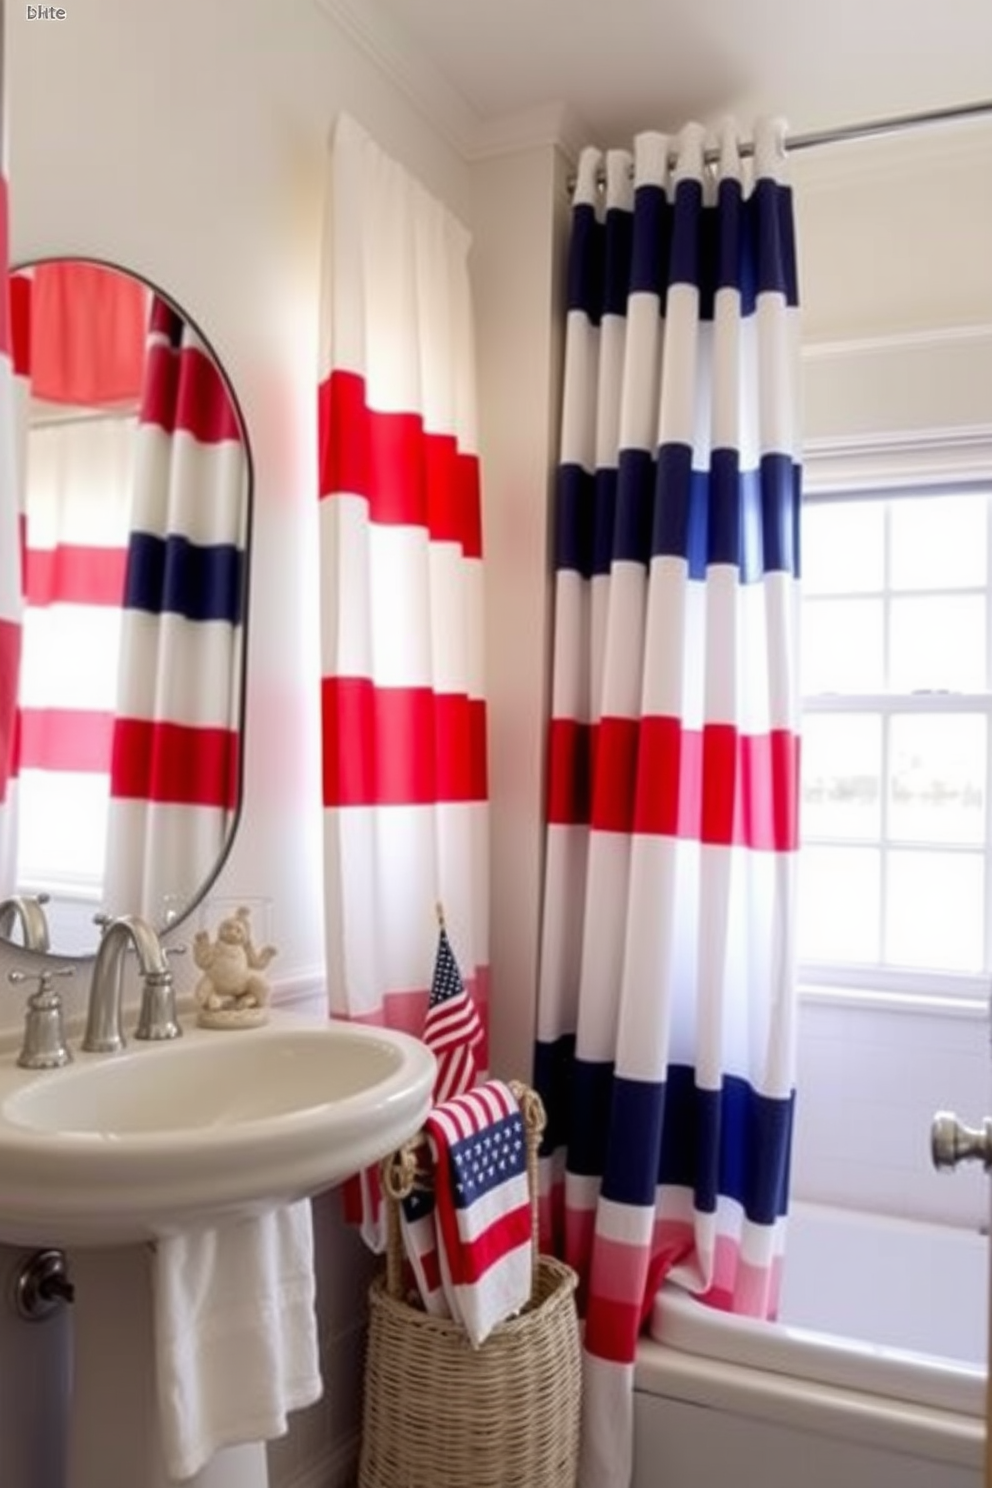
[
  {"left": 0, "top": 75, "right": 23, "bottom": 895},
  {"left": 103, "top": 296, "right": 247, "bottom": 922},
  {"left": 16, "top": 416, "right": 133, "bottom": 896}
]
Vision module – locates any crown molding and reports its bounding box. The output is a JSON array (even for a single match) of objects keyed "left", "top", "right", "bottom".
[
  {"left": 313, "top": 0, "right": 586, "bottom": 164},
  {"left": 803, "top": 423, "right": 992, "bottom": 493},
  {"left": 803, "top": 322, "right": 992, "bottom": 362}
]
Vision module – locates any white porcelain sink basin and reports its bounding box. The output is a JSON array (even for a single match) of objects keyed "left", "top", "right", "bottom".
[{"left": 0, "top": 1014, "right": 435, "bottom": 1247}]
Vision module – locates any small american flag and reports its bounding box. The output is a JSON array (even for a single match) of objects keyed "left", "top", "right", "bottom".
[{"left": 422, "top": 922, "right": 484, "bottom": 1104}]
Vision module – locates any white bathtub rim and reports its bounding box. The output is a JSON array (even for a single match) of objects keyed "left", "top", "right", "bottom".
[
  {"left": 634, "top": 1337, "right": 983, "bottom": 1471},
  {"left": 650, "top": 1285, "right": 985, "bottom": 1420}
]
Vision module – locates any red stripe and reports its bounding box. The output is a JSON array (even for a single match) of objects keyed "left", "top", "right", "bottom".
[
  {"left": 25, "top": 545, "right": 127, "bottom": 607},
  {"left": 583, "top": 1294, "right": 643, "bottom": 1364},
  {"left": 318, "top": 369, "right": 482, "bottom": 558},
  {"left": 0, "top": 618, "right": 21, "bottom": 798},
  {"left": 451, "top": 1204, "right": 532, "bottom": 1287},
  {"left": 140, "top": 342, "right": 242, "bottom": 444},
  {"left": 546, "top": 715, "right": 799, "bottom": 851},
  {"left": 321, "top": 678, "right": 487, "bottom": 806},
  {"left": 10, "top": 268, "right": 31, "bottom": 377},
  {"left": 110, "top": 718, "right": 239, "bottom": 808},
  {"left": 18, "top": 706, "right": 113, "bottom": 774}
]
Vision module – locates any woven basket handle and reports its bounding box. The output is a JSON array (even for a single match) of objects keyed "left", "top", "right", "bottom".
[{"left": 380, "top": 1080, "right": 547, "bottom": 1302}]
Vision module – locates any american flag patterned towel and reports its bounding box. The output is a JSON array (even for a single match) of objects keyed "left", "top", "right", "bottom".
[{"left": 401, "top": 1080, "right": 533, "bottom": 1345}]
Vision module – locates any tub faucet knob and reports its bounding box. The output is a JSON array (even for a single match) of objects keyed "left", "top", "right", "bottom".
[{"left": 930, "top": 1110, "right": 992, "bottom": 1171}]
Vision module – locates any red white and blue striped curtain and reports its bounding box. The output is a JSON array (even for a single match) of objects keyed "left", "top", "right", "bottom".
[
  {"left": 535, "top": 121, "right": 802, "bottom": 1488},
  {"left": 318, "top": 114, "right": 489, "bottom": 1248},
  {"left": 103, "top": 295, "right": 247, "bottom": 921},
  {"left": 0, "top": 20, "right": 20, "bottom": 892}
]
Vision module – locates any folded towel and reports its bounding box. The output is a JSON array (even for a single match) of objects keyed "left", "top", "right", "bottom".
[
  {"left": 424, "top": 1080, "right": 533, "bottom": 1346},
  {"left": 151, "top": 1201, "right": 322, "bottom": 1481}
]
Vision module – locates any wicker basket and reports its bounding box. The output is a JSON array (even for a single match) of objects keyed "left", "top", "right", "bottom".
[{"left": 358, "top": 1083, "right": 581, "bottom": 1488}]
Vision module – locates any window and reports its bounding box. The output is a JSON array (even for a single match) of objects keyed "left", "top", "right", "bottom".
[{"left": 798, "top": 485, "right": 992, "bottom": 1001}]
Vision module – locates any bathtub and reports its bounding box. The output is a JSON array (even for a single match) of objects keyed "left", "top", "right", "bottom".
[{"left": 633, "top": 1201, "right": 988, "bottom": 1488}]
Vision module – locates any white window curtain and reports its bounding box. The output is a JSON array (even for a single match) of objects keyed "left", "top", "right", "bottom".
[
  {"left": 103, "top": 296, "right": 248, "bottom": 922},
  {"left": 535, "top": 120, "right": 803, "bottom": 1488},
  {"left": 317, "top": 114, "right": 489, "bottom": 1247}
]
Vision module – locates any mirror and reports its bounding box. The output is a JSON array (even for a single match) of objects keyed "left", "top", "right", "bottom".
[{"left": 1, "top": 258, "right": 251, "bottom": 958}]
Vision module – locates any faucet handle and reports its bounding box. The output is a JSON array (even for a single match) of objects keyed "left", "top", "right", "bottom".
[{"left": 8, "top": 967, "right": 74, "bottom": 1070}]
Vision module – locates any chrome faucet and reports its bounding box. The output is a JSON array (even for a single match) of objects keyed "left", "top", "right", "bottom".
[
  {"left": 82, "top": 915, "right": 182, "bottom": 1053},
  {"left": 0, "top": 894, "right": 51, "bottom": 954}
]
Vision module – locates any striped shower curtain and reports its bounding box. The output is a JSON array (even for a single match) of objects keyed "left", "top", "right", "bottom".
[
  {"left": 318, "top": 114, "right": 489, "bottom": 1248},
  {"left": 535, "top": 121, "right": 802, "bottom": 1488},
  {"left": 103, "top": 295, "right": 248, "bottom": 922},
  {"left": 0, "top": 8, "right": 22, "bottom": 895}
]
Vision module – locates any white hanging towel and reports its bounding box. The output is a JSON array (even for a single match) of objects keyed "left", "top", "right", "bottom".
[{"left": 151, "top": 1201, "right": 323, "bottom": 1481}]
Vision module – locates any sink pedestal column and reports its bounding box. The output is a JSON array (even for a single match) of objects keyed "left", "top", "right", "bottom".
[{"left": 67, "top": 1245, "right": 270, "bottom": 1488}]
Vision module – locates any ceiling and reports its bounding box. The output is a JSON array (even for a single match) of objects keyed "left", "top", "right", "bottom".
[{"left": 353, "top": 0, "right": 992, "bottom": 150}]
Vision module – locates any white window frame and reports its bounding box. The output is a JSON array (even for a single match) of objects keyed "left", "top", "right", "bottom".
[{"left": 799, "top": 426, "right": 992, "bottom": 1015}]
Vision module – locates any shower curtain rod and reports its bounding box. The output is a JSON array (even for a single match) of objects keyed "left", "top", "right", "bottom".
[{"left": 573, "top": 97, "right": 992, "bottom": 187}]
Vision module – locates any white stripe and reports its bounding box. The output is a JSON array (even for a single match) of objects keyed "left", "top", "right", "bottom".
[
  {"left": 595, "top": 1195, "right": 656, "bottom": 1248},
  {"left": 115, "top": 613, "right": 242, "bottom": 729},
  {"left": 598, "top": 560, "right": 648, "bottom": 719},
  {"left": 132, "top": 428, "right": 247, "bottom": 548},
  {"left": 320, "top": 117, "right": 475, "bottom": 449},
  {"left": 537, "top": 825, "right": 589, "bottom": 1041},
  {"left": 323, "top": 801, "right": 488, "bottom": 1018},
  {"left": 559, "top": 312, "right": 600, "bottom": 470},
  {"left": 549, "top": 573, "right": 590, "bottom": 721},
  {"left": 618, "top": 293, "right": 662, "bottom": 455},
  {"left": 575, "top": 833, "right": 632, "bottom": 1062},
  {"left": 319, "top": 501, "right": 485, "bottom": 695},
  {"left": 580, "top": 1354, "right": 635, "bottom": 1488}
]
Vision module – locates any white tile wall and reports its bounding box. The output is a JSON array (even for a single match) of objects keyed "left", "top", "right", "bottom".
[{"left": 791, "top": 996, "right": 992, "bottom": 1229}]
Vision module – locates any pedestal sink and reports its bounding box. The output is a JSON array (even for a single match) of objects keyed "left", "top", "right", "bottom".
[
  {"left": 0, "top": 1013, "right": 435, "bottom": 1247},
  {"left": 0, "top": 1011, "right": 436, "bottom": 1488}
]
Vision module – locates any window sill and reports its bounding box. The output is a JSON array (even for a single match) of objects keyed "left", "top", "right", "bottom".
[{"left": 798, "top": 981, "right": 988, "bottom": 1019}]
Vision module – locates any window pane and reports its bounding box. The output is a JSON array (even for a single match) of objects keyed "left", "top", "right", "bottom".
[
  {"left": 889, "top": 714, "right": 986, "bottom": 846},
  {"left": 885, "top": 850, "right": 984, "bottom": 972},
  {"left": 802, "top": 501, "right": 885, "bottom": 595},
  {"left": 798, "top": 845, "right": 880, "bottom": 963},
  {"left": 801, "top": 714, "right": 881, "bottom": 840},
  {"left": 890, "top": 494, "right": 986, "bottom": 591},
  {"left": 889, "top": 596, "right": 985, "bottom": 692},
  {"left": 803, "top": 598, "right": 884, "bottom": 693}
]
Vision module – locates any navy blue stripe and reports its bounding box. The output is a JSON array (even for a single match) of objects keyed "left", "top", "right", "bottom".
[
  {"left": 629, "top": 186, "right": 673, "bottom": 302},
  {"left": 123, "top": 533, "right": 245, "bottom": 625},
  {"left": 653, "top": 1066, "right": 794, "bottom": 1225},
  {"left": 534, "top": 1042, "right": 794, "bottom": 1225},
  {"left": 566, "top": 203, "right": 603, "bottom": 323},
  {"left": 568, "top": 177, "right": 798, "bottom": 324},
  {"left": 557, "top": 450, "right": 801, "bottom": 582},
  {"left": 653, "top": 446, "right": 801, "bottom": 581},
  {"left": 604, "top": 205, "right": 634, "bottom": 320},
  {"left": 532, "top": 1033, "right": 577, "bottom": 1157}
]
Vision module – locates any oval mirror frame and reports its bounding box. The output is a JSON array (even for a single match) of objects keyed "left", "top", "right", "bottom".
[{"left": 2, "top": 256, "right": 253, "bottom": 961}]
